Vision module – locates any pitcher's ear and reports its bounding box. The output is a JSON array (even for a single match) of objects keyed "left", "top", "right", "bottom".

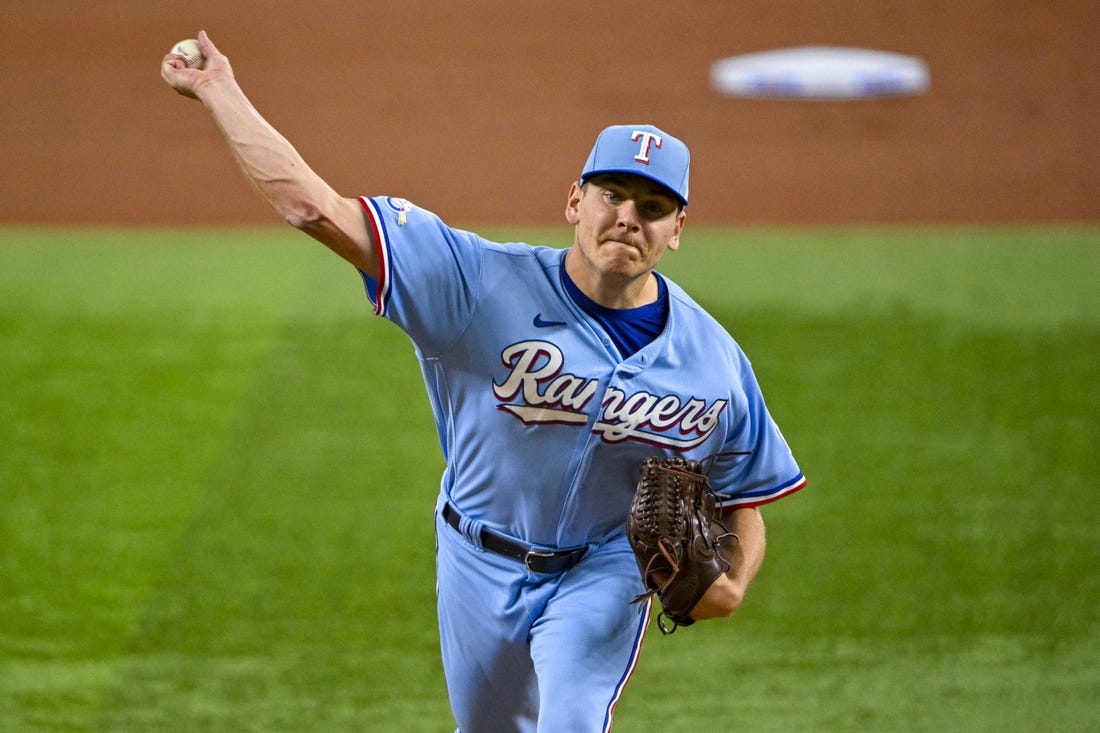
[
  {"left": 667, "top": 210, "right": 687, "bottom": 251},
  {"left": 565, "top": 181, "right": 584, "bottom": 224}
]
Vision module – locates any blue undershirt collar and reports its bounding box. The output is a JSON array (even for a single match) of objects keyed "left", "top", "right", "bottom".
[{"left": 561, "top": 266, "right": 669, "bottom": 358}]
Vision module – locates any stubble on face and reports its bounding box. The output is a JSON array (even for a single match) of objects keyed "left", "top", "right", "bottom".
[{"left": 565, "top": 176, "right": 686, "bottom": 306}]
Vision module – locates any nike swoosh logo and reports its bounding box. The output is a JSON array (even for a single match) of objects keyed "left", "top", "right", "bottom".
[{"left": 533, "top": 313, "right": 567, "bottom": 328}]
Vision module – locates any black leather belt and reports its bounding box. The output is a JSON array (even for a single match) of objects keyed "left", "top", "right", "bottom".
[{"left": 442, "top": 502, "right": 587, "bottom": 574}]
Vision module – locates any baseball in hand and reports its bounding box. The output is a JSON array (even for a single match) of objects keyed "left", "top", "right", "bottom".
[{"left": 170, "top": 39, "right": 204, "bottom": 69}]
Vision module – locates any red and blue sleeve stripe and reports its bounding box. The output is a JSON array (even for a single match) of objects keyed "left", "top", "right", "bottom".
[{"left": 356, "top": 196, "right": 391, "bottom": 317}]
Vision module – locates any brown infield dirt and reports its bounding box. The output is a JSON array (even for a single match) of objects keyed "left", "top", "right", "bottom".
[{"left": 3, "top": 2, "right": 1097, "bottom": 227}]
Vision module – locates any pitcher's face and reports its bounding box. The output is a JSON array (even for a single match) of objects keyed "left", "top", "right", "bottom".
[{"left": 566, "top": 173, "right": 686, "bottom": 282}]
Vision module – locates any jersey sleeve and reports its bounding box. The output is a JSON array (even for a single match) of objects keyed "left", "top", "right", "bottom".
[
  {"left": 356, "top": 196, "right": 482, "bottom": 356},
  {"left": 711, "top": 346, "right": 806, "bottom": 510}
]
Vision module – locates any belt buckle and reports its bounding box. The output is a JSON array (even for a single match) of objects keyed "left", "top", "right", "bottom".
[{"left": 523, "top": 549, "right": 557, "bottom": 572}]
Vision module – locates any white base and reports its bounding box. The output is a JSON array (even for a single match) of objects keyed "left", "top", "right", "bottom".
[{"left": 710, "top": 46, "right": 930, "bottom": 100}]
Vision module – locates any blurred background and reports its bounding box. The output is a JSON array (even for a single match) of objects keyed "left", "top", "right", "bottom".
[
  {"left": 2, "top": 0, "right": 1097, "bottom": 227},
  {"left": 2, "top": 3, "right": 1097, "bottom": 731}
]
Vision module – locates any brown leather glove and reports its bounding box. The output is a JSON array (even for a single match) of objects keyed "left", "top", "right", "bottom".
[{"left": 627, "top": 456, "right": 736, "bottom": 634}]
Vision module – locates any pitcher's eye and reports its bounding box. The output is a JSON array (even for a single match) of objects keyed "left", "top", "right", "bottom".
[{"left": 642, "top": 199, "right": 675, "bottom": 219}]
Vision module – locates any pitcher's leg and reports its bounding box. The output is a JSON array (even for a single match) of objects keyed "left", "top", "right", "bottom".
[
  {"left": 436, "top": 513, "right": 539, "bottom": 733},
  {"left": 529, "top": 538, "right": 650, "bottom": 733}
]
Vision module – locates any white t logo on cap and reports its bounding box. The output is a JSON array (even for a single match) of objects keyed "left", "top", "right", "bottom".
[{"left": 631, "top": 130, "right": 663, "bottom": 165}]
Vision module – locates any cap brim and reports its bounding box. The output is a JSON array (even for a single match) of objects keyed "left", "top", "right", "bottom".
[{"left": 581, "top": 168, "right": 688, "bottom": 207}]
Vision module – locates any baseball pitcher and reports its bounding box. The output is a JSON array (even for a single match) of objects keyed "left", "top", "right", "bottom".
[{"left": 163, "top": 31, "right": 806, "bottom": 733}]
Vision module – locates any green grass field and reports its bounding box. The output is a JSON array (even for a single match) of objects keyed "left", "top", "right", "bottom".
[{"left": 1, "top": 225, "right": 1097, "bottom": 731}]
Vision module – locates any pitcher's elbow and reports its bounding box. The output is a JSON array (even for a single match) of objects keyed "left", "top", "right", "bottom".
[{"left": 282, "top": 199, "right": 327, "bottom": 232}]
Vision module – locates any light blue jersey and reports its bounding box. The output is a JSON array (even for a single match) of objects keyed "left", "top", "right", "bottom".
[
  {"left": 358, "top": 194, "right": 805, "bottom": 732},
  {"left": 361, "top": 195, "right": 803, "bottom": 539}
]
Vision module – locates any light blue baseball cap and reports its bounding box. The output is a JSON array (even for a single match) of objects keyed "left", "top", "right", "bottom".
[{"left": 580, "top": 124, "right": 690, "bottom": 206}]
